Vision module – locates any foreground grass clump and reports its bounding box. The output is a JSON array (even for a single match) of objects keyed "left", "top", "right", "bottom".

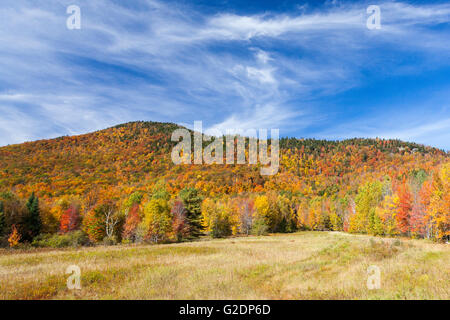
[{"left": 0, "top": 232, "right": 448, "bottom": 300}]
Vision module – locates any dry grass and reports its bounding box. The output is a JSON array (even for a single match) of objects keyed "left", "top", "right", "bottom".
[{"left": 0, "top": 232, "right": 448, "bottom": 300}]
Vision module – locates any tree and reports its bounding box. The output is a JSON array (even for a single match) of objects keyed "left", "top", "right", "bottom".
[
  {"left": 349, "top": 181, "right": 383, "bottom": 234},
  {"left": 251, "top": 216, "right": 269, "bottom": 235},
  {"left": 100, "top": 202, "right": 120, "bottom": 239},
  {"left": 83, "top": 206, "right": 106, "bottom": 242},
  {"left": 171, "top": 200, "right": 190, "bottom": 242},
  {"left": 59, "top": 204, "right": 81, "bottom": 233},
  {"left": 396, "top": 182, "right": 412, "bottom": 235},
  {"left": 22, "top": 193, "right": 41, "bottom": 242},
  {"left": 377, "top": 194, "right": 399, "bottom": 236},
  {"left": 125, "top": 192, "right": 143, "bottom": 208},
  {"left": 0, "top": 192, "right": 24, "bottom": 240},
  {"left": 368, "top": 207, "right": 384, "bottom": 235},
  {"left": 277, "top": 194, "right": 297, "bottom": 233},
  {"left": 409, "top": 197, "right": 426, "bottom": 238},
  {"left": 122, "top": 192, "right": 144, "bottom": 242},
  {"left": 308, "top": 197, "right": 322, "bottom": 231},
  {"left": 201, "top": 199, "right": 232, "bottom": 238},
  {"left": 142, "top": 198, "right": 172, "bottom": 243},
  {"left": 179, "top": 188, "right": 204, "bottom": 238},
  {"left": 427, "top": 164, "right": 450, "bottom": 242},
  {"left": 238, "top": 198, "right": 254, "bottom": 235},
  {"left": 419, "top": 179, "right": 433, "bottom": 239},
  {"left": 122, "top": 204, "right": 141, "bottom": 242},
  {"left": 8, "top": 225, "right": 21, "bottom": 248},
  {"left": 151, "top": 180, "right": 170, "bottom": 201},
  {"left": 254, "top": 195, "right": 270, "bottom": 226}
]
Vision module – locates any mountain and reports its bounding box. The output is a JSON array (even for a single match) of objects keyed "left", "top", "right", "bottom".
[
  {"left": 0, "top": 121, "right": 448, "bottom": 244},
  {"left": 0, "top": 121, "right": 447, "bottom": 200}
]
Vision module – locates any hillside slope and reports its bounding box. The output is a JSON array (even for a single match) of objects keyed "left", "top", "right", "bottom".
[
  {"left": 0, "top": 121, "right": 448, "bottom": 244},
  {"left": 0, "top": 121, "right": 446, "bottom": 199}
]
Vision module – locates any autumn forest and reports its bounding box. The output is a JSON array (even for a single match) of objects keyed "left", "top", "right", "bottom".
[{"left": 0, "top": 121, "right": 448, "bottom": 248}]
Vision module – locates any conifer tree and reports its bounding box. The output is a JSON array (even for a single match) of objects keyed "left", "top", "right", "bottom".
[
  {"left": 22, "top": 193, "right": 41, "bottom": 241},
  {"left": 179, "top": 188, "right": 204, "bottom": 238}
]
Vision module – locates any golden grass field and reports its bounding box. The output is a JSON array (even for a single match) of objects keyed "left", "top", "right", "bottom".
[{"left": 0, "top": 231, "right": 448, "bottom": 300}]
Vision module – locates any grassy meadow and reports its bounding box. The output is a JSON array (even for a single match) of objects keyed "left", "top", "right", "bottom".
[{"left": 0, "top": 231, "right": 448, "bottom": 300}]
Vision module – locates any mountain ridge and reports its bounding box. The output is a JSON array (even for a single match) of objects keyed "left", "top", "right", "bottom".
[
  {"left": 0, "top": 120, "right": 447, "bottom": 200},
  {"left": 0, "top": 120, "right": 448, "bottom": 243},
  {"left": 1, "top": 120, "right": 446, "bottom": 153}
]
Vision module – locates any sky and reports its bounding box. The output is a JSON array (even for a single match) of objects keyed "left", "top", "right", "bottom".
[{"left": 0, "top": 0, "right": 449, "bottom": 150}]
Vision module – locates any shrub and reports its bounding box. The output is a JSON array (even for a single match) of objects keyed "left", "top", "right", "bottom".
[
  {"left": 102, "top": 235, "right": 118, "bottom": 246},
  {"left": 251, "top": 217, "right": 269, "bottom": 236},
  {"left": 32, "top": 231, "right": 90, "bottom": 248},
  {"left": 210, "top": 215, "right": 232, "bottom": 238},
  {"left": 121, "top": 239, "right": 132, "bottom": 245}
]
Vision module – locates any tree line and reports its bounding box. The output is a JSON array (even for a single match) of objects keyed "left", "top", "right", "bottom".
[{"left": 1, "top": 162, "right": 448, "bottom": 248}]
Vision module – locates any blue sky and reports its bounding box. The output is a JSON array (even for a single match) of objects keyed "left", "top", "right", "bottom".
[{"left": 0, "top": 0, "right": 449, "bottom": 150}]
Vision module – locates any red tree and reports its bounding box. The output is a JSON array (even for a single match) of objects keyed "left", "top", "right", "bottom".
[
  {"left": 60, "top": 204, "right": 80, "bottom": 233},
  {"left": 396, "top": 182, "right": 412, "bottom": 234},
  {"left": 171, "top": 200, "right": 190, "bottom": 242},
  {"left": 122, "top": 204, "right": 141, "bottom": 241}
]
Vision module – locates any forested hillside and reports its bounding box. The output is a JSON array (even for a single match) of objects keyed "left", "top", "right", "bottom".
[{"left": 0, "top": 121, "right": 448, "bottom": 247}]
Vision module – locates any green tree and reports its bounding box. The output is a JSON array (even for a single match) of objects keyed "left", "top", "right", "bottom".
[
  {"left": 126, "top": 192, "right": 143, "bottom": 208},
  {"left": 277, "top": 195, "right": 297, "bottom": 233},
  {"left": 22, "top": 193, "right": 41, "bottom": 241},
  {"left": 179, "top": 188, "right": 204, "bottom": 238},
  {"left": 151, "top": 180, "right": 170, "bottom": 201},
  {"left": 251, "top": 216, "right": 269, "bottom": 236}
]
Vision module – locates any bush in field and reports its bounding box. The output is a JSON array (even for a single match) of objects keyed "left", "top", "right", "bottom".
[
  {"left": 102, "top": 235, "right": 118, "bottom": 246},
  {"left": 251, "top": 216, "right": 269, "bottom": 236},
  {"left": 32, "top": 230, "right": 89, "bottom": 248}
]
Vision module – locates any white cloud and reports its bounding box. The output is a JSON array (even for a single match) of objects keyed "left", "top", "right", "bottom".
[{"left": 0, "top": 0, "right": 449, "bottom": 148}]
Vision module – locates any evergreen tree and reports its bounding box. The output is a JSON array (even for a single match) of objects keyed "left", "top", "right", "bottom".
[
  {"left": 22, "top": 193, "right": 41, "bottom": 241},
  {"left": 179, "top": 188, "right": 204, "bottom": 238}
]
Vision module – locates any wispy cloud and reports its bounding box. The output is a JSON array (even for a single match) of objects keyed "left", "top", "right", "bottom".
[{"left": 0, "top": 0, "right": 449, "bottom": 149}]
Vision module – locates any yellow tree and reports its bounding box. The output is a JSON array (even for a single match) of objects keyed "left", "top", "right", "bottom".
[
  {"left": 376, "top": 194, "right": 399, "bottom": 236},
  {"left": 142, "top": 198, "right": 172, "bottom": 243},
  {"left": 349, "top": 181, "right": 383, "bottom": 234},
  {"left": 428, "top": 163, "right": 450, "bottom": 241}
]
